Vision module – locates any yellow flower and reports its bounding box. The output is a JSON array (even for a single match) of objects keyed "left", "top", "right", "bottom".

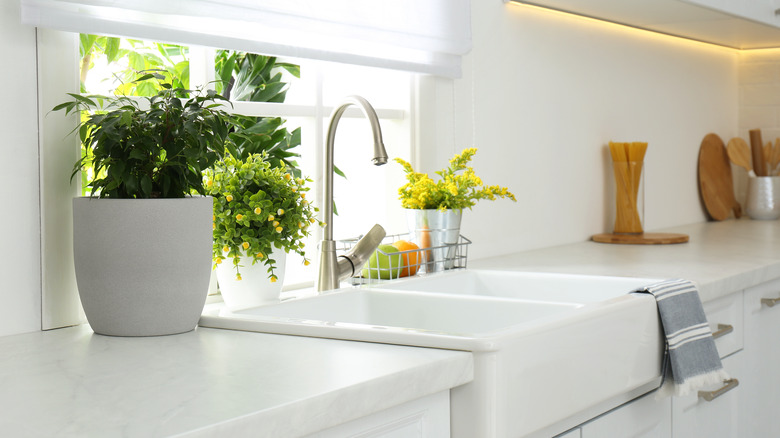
[
  {"left": 236, "top": 273, "right": 242, "bottom": 281},
  {"left": 256, "top": 252, "right": 264, "bottom": 259},
  {"left": 298, "top": 222, "right": 305, "bottom": 228},
  {"left": 268, "top": 215, "right": 275, "bottom": 221},
  {"left": 242, "top": 242, "right": 249, "bottom": 250},
  {"left": 270, "top": 275, "right": 278, "bottom": 283},
  {"left": 212, "top": 223, "right": 216, "bottom": 230},
  {"left": 225, "top": 194, "right": 233, "bottom": 202},
  {"left": 277, "top": 208, "right": 284, "bottom": 215},
  {"left": 222, "top": 245, "right": 230, "bottom": 253},
  {"left": 300, "top": 193, "right": 306, "bottom": 199},
  {"left": 309, "top": 217, "right": 316, "bottom": 223},
  {"left": 215, "top": 258, "right": 222, "bottom": 265},
  {"left": 304, "top": 260, "right": 311, "bottom": 266},
  {"left": 236, "top": 214, "right": 243, "bottom": 221},
  {"left": 254, "top": 207, "right": 262, "bottom": 215},
  {"left": 275, "top": 226, "right": 283, "bottom": 233},
  {"left": 284, "top": 174, "right": 292, "bottom": 181},
  {"left": 273, "top": 221, "right": 279, "bottom": 227}
]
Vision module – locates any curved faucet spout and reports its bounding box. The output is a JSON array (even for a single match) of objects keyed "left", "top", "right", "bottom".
[
  {"left": 317, "top": 96, "right": 389, "bottom": 292},
  {"left": 323, "top": 95, "right": 388, "bottom": 241}
]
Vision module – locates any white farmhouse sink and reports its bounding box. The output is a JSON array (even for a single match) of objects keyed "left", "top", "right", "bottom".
[
  {"left": 199, "top": 270, "right": 664, "bottom": 438},
  {"left": 374, "top": 269, "right": 655, "bottom": 303}
]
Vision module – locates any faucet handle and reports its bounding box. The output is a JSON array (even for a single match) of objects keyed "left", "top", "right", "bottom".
[{"left": 339, "top": 224, "right": 387, "bottom": 278}]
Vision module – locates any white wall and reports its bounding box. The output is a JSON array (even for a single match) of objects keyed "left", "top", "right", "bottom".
[
  {"left": 421, "top": 2, "right": 739, "bottom": 260},
  {"left": 0, "top": 0, "right": 42, "bottom": 335}
]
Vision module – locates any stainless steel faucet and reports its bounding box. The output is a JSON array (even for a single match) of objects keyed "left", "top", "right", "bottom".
[{"left": 317, "top": 96, "right": 389, "bottom": 292}]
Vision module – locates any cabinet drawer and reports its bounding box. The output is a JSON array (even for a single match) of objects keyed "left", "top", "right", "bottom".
[
  {"left": 672, "top": 352, "right": 743, "bottom": 438},
  {"left": 580, "top": 390, "right": 671, "bottom": 438},
  {"left": 702, "top": 292, "right": 743, "bottom": 358}
]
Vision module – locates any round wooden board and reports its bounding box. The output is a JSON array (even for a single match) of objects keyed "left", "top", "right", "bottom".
[
  {"left": 592, "top": 233, "right": 689, "bottom": 245},
  {"left": 698, "top": 133, "right": 741, "bottom": 221}
]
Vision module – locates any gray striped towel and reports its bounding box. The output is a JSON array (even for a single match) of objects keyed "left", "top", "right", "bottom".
[{"left": 634, "top": 279, "right": 729, "bottom": 397}]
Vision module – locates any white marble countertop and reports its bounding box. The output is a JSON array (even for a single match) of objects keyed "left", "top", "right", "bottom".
[
  {"left": 472, "top": 218, "right": 780, "bottom": 303},
  {"left": 0, "top": 325, "right": 473, "bottom": 438},
  {"left": 4, "top": 218, "right": 774, "bottom": 438}
]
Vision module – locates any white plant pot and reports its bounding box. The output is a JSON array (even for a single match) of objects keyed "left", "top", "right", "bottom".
[
  {"left": 216, "top": 247, "right": 286, "bottom": 310},
  {"left": 72, "top": 196, "right": 213, "bottom": 336}
]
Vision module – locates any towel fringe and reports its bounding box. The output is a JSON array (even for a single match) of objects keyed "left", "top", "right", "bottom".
[{"left": 657, "top": 368, "right": 730, "bottom": 398}]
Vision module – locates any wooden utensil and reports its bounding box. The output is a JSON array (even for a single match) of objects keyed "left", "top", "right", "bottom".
[
  {"left": 726, "top": 137, "right": 755, "bottom": 177},
  {"left": 771, "top": 138, "right": 780, "bottom": 175},
  {"left": 749, "top": 129, "right": 767, "bottom": 176},
  {"left": 726, "top": 137, "right": 753, "bottom": 172},
  {"left": 698, "top": 133, "right": 742, "bottom": 220}
]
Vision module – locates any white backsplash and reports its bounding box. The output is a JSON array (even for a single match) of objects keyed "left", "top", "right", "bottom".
[{"left": 737, "top": 49, "right": 780, "bottom": 205}]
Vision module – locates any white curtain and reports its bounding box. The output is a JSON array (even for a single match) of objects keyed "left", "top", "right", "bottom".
[{"left": 20, "top": 0, "right": 472, "bottom": 77}]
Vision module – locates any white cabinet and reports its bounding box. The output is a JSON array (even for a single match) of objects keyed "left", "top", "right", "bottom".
[
  {"left": 555, "top": 429, "right": 581, "bottom": 438},
  {"left": 560, "top": 288, "right": 745, "bottom": 438},
  {"left": 671, "top": 352, "right": 743, "bottom": 437},
  {"left": 683, "top": 0, "right": 780, "bottom": 28},
  {"left": 509, "top": 0, "right": 780, "bottom": 49},
  {"left": 580, "top": 391, "right": 671, "bottom": 438},
  {"left": 669, "top": 291, "right": 744, "bottom": 438},
  {"left": 739, "top": 278, "right": 780, "bottom": 437},
  {"left": 307, "top": 391, "right": 451, "bottom": 438}
]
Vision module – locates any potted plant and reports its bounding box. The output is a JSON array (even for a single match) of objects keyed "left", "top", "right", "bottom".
[
  {"left": 54, "top": 73, "right": 244, "bottom": 336},
  {"left": 205, "top": 153, "right": 321, "bottom": 309},
  {"left": 395, "top": 148, "right": 516, "bottom": 271}
]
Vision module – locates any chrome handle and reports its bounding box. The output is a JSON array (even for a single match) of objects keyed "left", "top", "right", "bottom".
[
  {"left": 711, "top": 323, "right": 733, "bottom": 340},
  {"left": 698, "top": 378, "right": 739, "bottom": 402},
  {"left": 761, "top": 297, "right": 780, "bottom": 307}
]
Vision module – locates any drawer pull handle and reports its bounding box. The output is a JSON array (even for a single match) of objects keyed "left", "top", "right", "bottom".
[
  {"left": 711, "top": 323, "right": 733, "bottom": 340},
  {"left": 698, "top": 378, "right": 739, "bottom": 402},
  {"left": 761, "top": 297, "right": 780, "bottom": 307}
]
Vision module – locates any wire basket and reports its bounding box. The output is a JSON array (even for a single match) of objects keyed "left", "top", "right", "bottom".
[{"left": 337, "top": 232, "right": 471, "bottom": 285}]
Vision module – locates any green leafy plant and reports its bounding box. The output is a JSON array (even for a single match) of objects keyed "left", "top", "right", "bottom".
[
  {"left": 396, "top": 148, "right": 517, "bottom": 210},
  {"left": 206, "top": 153, "right": 323, "bottom": 280},
  {"left": 215, "top": 51, "right": 304, "bottom": 177},
  {"left": 80, "top": 34, "right": 189, "bottom": 94},
  {"left": 53, "top": 73, "right": 244, "bottom": 198}
]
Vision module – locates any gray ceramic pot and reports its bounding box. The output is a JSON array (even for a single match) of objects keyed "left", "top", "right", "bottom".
[{"left": 73, "top": 196, "right": 213, "bottom": 336}]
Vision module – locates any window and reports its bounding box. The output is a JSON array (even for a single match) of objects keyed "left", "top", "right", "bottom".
[{"left": 79, "top": 35, "right": 414, "bottom": 291}]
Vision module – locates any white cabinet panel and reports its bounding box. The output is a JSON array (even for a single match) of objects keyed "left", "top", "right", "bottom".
[
  {"left": 581, "top": 391, "right": 671, "bottom": 438},
  {"left": 556, "top": 428, "right": 582, "bottom": 438},
  {"left": 671, "top": 352, "right": 743, "bottom": 438},
  {"left": 702, "top": 292, "right": 743, "bottom": 359},
  {"left": 683, "top": 0, "right": 780, "bottom": 28},
  {"left": 740, "top": 278, "right": 780, "bottom": 438}
]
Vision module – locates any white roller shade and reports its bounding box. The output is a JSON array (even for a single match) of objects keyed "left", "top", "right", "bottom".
[{"left": 20, "top": 0, "right": 472, "bottom": 77}]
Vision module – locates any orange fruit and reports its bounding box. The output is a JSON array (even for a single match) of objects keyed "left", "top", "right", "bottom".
[{"left": 392, "top": 240, "right": 420, "bottom": 277}]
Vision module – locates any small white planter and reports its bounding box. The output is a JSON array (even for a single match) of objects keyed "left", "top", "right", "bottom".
[
  {"left": 216, "top": 247, "right": 286, "bottom": 310},
  {"left": 73, "top": 196, "right": 213, "bottom": 336}
]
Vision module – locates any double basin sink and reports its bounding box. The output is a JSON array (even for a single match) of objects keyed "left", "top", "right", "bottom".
[{"left": 199, "top": 270, "right": 664, "bottom": 437}]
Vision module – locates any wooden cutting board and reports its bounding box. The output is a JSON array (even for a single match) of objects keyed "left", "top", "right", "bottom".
[{"left": 698, "top": 133, "right": 741, "bottom": 221}]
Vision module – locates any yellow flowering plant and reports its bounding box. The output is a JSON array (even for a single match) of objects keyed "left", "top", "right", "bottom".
[
  {"left": 206, "top": 153, "right": 323, "bottom": 281},
  {"left": 396, "top": 148, "right": 516, "bottom": 210}
]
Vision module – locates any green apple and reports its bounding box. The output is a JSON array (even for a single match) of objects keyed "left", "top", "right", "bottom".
[{"left": 361, "top": 244, "right": 403, "bottom": 279}]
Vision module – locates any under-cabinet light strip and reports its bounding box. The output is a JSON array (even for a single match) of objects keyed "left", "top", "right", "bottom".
[{"left": 505, "top": 1, "right": 739, "bottom": 54}]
